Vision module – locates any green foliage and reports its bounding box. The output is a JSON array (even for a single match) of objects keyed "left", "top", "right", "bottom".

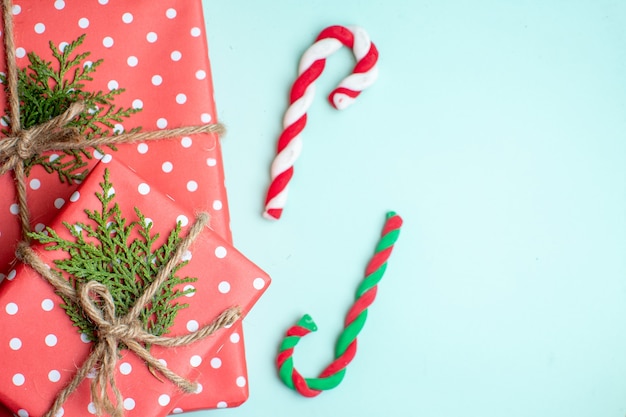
[
  {"left": 29, "top": 169, "right": 196, "bottom": 343},
  {"left": 1, "top": 34, "right": 141, "bottom": 183}
]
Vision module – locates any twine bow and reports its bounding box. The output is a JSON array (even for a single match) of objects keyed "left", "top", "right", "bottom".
[{"left": 2, "top": 0, "right": 240, "bottom": 416}]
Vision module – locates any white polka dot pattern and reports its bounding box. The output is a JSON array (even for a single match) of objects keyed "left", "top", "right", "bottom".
[
  {"left": 48, "top": 370, "right": 61, "bottom": 383},
  {"left": 9, "top": 337, "right": 22, "bottom": 350},
  {"left": 253, "top": 277, "right": 266, "bottom": 290},
  {"left": 210, "top": 357, "right": 222, "bottom": 369},
  {"left": 123, "top": 398, "right": 135, "bottom": 411},
  {"left": 0, "top": 1, "right": 269, "bottom": 414},
  {"left": 189, "top": 355, "right": 202, "bottom": 367},
  {"left": 214, "top": 246, "right": 227, "bottom": 258},
  {"left": 158, "top": 394, "right": 170, "bottom": 406},
  {"left": 41, "top": 299, "right": 54, "bottom": 311},
  {"left": 12, "top": 373, "right": 25, "bottom": 386},
  {"left": 176, "top": 214, "right": 189, "bottom": 227},
  {"left": 186, "top": 320, "right": 199, "bottom": 332},
  {"left": 119, "top": 362, "right": 132, "bottom": 375},
  {"left": 45, "top": 334, "right": 58, "bottom": 347},
  {"left": 161, "top": 161, "right": 173, "bottom": 173},
  {"left": 137, "top": 183, "right": 150, "bottom": 195},
  {"left": 180, "top": 136, "right": 192, "bottom": 148},
  {"left": 218, "top": 281, "right": 231, "bottom": 294},
  {"left": 137, "top": 143, "right": 148, "bottom": 154},
  {"left": 5, "top": 302, "right": 18, "bottom": 315}
]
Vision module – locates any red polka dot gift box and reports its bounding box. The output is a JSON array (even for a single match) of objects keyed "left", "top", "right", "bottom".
[
  {"left": 0, "top": 0, "right": 263, "bottom": 414},
  {"left": 0, "top": 158, "right": 270, "bottom": 417},
  {"left": 0, "top": 0, "right": 233, "bottom": 267}
]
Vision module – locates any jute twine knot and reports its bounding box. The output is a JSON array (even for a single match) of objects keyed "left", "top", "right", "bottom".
[
  {"left": 81, "top": 282, "right": 143, "bottom": 341},
  {"left": 1, "top": 0, "right": 240, "bottom": 415},
  {"left": 15, "top": 132, "right": 34, "bottom": 159},
  {"left": 0, "top": 102, "right": 86, "bottom": 176}
]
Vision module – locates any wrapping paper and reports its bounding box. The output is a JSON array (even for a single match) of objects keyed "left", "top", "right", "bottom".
[
  {"left": 0, "top": 0, "right": 260, "bottom": 413},
  {"left": 0, "top": 159, "right": 270, "bottom": 417}
]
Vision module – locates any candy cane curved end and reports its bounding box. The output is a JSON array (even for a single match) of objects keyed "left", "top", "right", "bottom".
[
  {"left": 263, "top": 25, "right": 379, "bottom": 220},
  {"left": 276, "top": 314, "right": 344, "bottom": 396}
]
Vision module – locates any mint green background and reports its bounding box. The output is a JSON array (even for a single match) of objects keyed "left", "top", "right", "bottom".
[{"left": 200, "top": 1, "right": 626, "bottom": 416}]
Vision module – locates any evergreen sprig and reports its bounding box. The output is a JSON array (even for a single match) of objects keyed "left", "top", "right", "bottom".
[
  {"left": 1, "top": 34, "right": 141, "bottom": 183},
  {"left": 29, "top": 169, "right": 196, "bottom": 343}
]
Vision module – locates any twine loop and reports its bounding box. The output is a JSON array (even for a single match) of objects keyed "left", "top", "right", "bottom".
[{"left": 79, "top": 281, "right": 140, "bottom": 342}]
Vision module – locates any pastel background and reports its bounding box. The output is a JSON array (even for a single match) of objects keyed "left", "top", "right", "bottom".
[{"left": 201, "top": 1, "right": 626, "bottom": 416}]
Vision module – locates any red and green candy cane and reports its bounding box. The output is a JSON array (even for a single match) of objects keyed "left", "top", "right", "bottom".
[{"left": 276, "top": 211, "right": 403, "bottom": 396}]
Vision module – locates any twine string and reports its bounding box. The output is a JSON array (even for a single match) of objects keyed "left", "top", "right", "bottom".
[
  {"left": 0, "top": 100, "right": 226, "bottom": 176},
  {"left": 2, "top": 0, "right": 240, "bottom": 415}
]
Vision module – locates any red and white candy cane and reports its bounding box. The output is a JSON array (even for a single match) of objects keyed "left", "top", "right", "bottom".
[{"left": 263, "top": 25, "right": 379, "bottom": 220}]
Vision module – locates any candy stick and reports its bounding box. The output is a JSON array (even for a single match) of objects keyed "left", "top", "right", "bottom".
[
  {"left": 276, "top": 212, "right": 403, "bottom": 397},
  {"left": 263, "top": 25, "right": 379, "bottom": 220}
]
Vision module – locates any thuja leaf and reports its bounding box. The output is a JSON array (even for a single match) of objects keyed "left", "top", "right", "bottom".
[
  {"left": 1, "top": 34, "right": 141, "bottom": 184},
  {"left": 29, "top": 169, "right": 197, "bottom": 344}
]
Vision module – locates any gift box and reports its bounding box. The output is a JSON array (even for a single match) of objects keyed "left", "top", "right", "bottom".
[
  {"left": 0, "top": 158, "right": 270, "bottom": 417},
  {"left": 0, "top": 0, "right": 260, "bottom": 412},
  {"left": 0, "top": 0, "right": 231, "bottom": 265}
]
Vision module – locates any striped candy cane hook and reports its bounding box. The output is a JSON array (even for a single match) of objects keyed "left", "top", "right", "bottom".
[
  {"left": 263, "top": 25, "right": 379, "bottom": 220},
  {"left": 276, "top": 212, "right": 402, "bottom": 396}
]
